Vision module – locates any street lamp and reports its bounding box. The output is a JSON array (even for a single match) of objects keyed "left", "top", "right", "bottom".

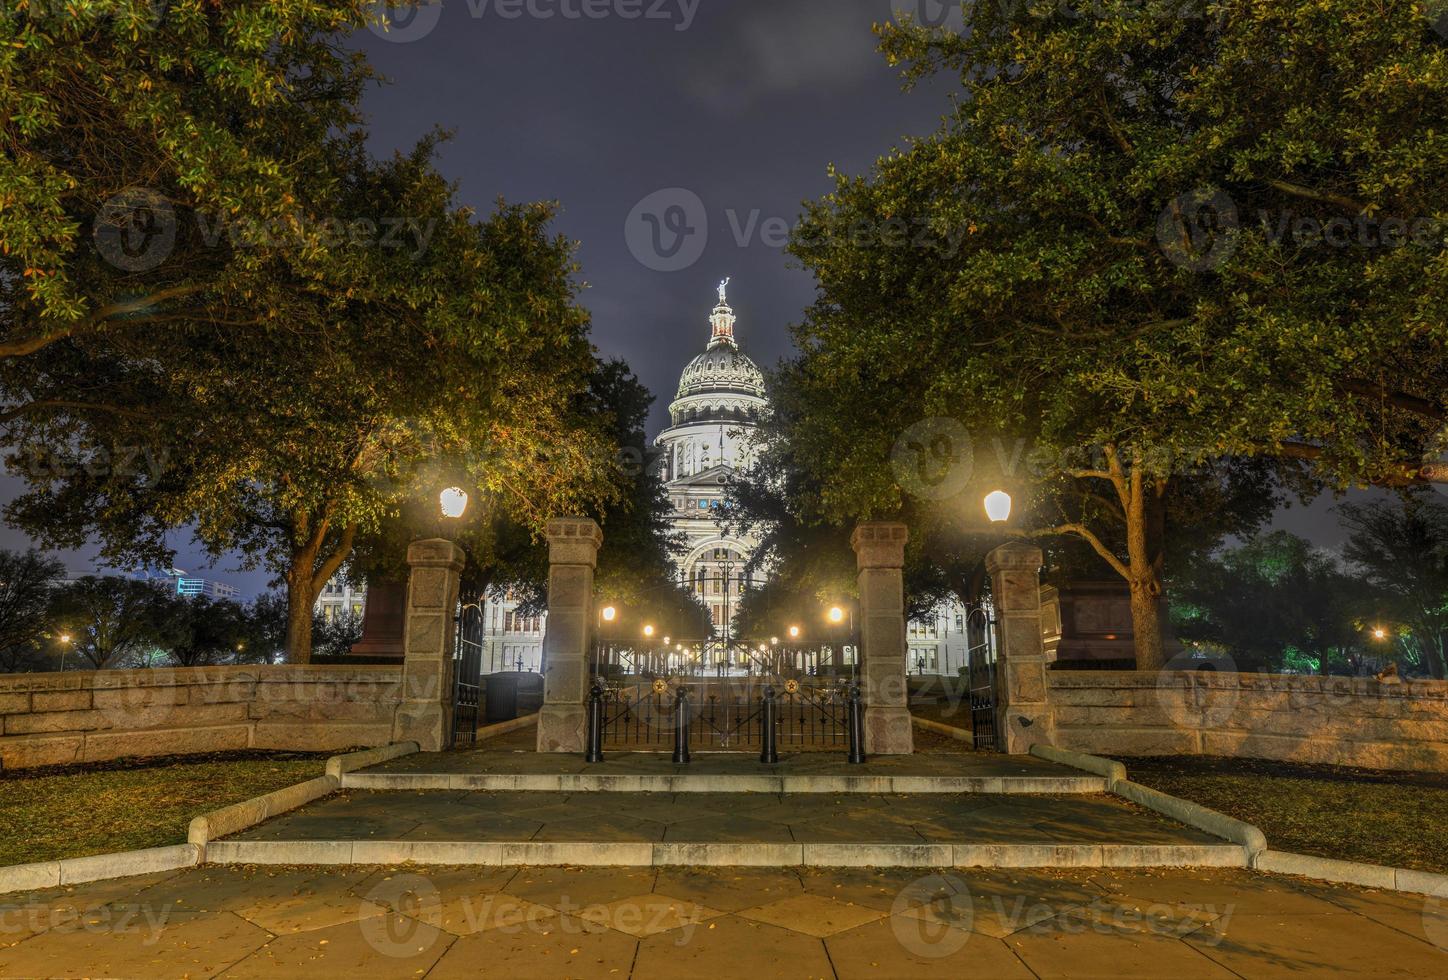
[
  {"left": 828, "top": 606, "right": 845, "bottom": 625},
  {"left": 439, "top": 487, "right": 469, "bottom": 519},
  {"left": 643, "top": 624, "right": 655, "bottom": 639},
  {"left": 985, "top": 490, "right": 1013, "bottom": 524},
  {"left": 788, "top": 625, "right": 800, "bottom": 640},
  {"left": 601, "top": 605, "right": 617, "bottom": 623},
  {"left": 58, "top": 632, "right": 72, "bottom": 672},
  {"left": 1372, "top": 627, "right": 1389, "bottom": 641}
]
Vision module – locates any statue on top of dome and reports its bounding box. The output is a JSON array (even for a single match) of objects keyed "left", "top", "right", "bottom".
[{"left": 717, "top": 277, "right": 730, "bottom": 306}]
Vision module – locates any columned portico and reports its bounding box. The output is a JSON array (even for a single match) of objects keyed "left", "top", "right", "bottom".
[
  {"left": 536, "top": 517, "right": 604, "bottom": 753},
  {"left": 851, "top": 521, "right": 914, "bottom": 755}
]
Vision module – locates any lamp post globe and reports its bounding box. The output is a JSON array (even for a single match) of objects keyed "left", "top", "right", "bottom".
[
  {"left": 440, "top": 487, "right": 469, "bottom": 520},
  {"left": 984, "top": 490, "right": 1013, "bottom": 524}
]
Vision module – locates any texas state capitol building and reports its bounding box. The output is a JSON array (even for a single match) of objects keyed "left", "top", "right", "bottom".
[{"left": 477, "top": 281, "right": 972, "bottom": 675}]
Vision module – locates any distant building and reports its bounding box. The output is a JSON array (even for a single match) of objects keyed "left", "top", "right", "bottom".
[
  {"left": 171, "top": 572, "right": 241, "bottom": 601},
  {"left": 314, "top": 573, "right": 366, "bottom": 623}
]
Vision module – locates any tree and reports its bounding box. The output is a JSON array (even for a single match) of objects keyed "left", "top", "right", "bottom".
[
  {"left": 5, "top": 143, "right": 620, "bottom": 663},
  {"left": 784, "top": 1, "right": 1448, "bottom": 667},
  {"left": 311, "top": 610, "right": 364, "bottom": 660},
  {"left": 0, "top": 0, "right": 381, "bottom": 362},
  {"left": 1340, "top": 494, "right": 1448, "bottom": 678},
  {"left": 167, "top": 595, "right": 251, "bottom": 667},
  {"left": 0, "top": 549, "right": 66, "bottom": 671},
  {"left": 48, "top": 576, "right": 179, "bottom": 669},
  {"left": 1172, "top": 532, "right": 1367, "bottom": 674}
]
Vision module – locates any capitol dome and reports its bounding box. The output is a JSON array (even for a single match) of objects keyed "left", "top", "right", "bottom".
[{"left": 676, "top": 345, "right": 766, "bottom": 401}]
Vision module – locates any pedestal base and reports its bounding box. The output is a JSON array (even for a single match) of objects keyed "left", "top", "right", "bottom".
[
  {"left": 536, "top": 704, "right": 587, "bottom": 753},
  {"left": 393, "top": 701, "right": 449, "bottom": 753},
  {"left": 864, "top": 705, "right": 914, "bottom": 755}
]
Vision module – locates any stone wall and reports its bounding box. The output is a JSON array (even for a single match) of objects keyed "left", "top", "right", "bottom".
[
  {"left": 0, "top": 665, "right": 403, "bottom": 770},
  {"left": 1049, "top": 670, "right": 1448, "bottom": 772}
]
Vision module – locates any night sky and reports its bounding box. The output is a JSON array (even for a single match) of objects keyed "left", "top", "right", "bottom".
[{"left": 12, "top": 0, "right": 1368, "bottom": 595}]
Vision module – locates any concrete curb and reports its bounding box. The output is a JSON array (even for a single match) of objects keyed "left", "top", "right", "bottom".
[
  {"left": 476, "top": 713, "right": 538, "bottom": 742},
  {"left": 1256, "top": 850, "right": 1448, "bottom": 896},
  {"left": 1112, "top": 778, "right": 1268, "bottom": 860},
  {"left": 339, "top": 770, "right": 1105, "bottom": 794},
  {"left": 188, "top": 775, "right": 338, "bottom": 855},
  {"left": 910, "top": 715, "right": 974, "bottom": 745},
  {"left": 201, "top": 838, "right": 1248, "bottom": 869},
  {"left": 190, "top": 742, "right": 421, "bottom": 855},
  {"left": 0, "top": 844, "right": 200, "bottom": 896},
  {"left": 1029, "top": 744, "right": 1127, "bottom": 788},
  {"left": 325, "top": 741, "right": 419, "bottom": 779}
]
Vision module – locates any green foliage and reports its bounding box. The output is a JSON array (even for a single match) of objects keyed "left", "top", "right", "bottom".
[
  {"left": 47, "top": 576, "right": 181, "bottom": 668},
  {"left": 779, "top": 0, "right": 1448, "bottom": 666},
  {"left": 1171, "top": 531, "right": 1368, "bottom": 673},
  {"left": 1340, "top": 492, "right": 1448, "bottom": 677},
  {"left": 310, "top": 610, "right": 363, "bottom": 660},
  {"left": 0, "top": 3, "right": 688, "bottom": 667},
  {"left": 0, "top": 549, "right": 66, "bottom": 671},
  {"left": 167, "top": 595, "right": 252, "bottom": 667}
]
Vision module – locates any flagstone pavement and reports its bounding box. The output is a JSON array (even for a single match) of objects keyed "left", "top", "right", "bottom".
[
  {"left": 224, "top": 789, "right": 1221, "bottom": 847},
  {"left": 1, "top": 864, "right": 1444, "bottom": 977}
]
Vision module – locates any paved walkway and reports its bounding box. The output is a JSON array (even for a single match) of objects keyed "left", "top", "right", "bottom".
[
  {"left": 227, "top": 790, "right": 1219, "bottom": 848},
  {"left": 2, "top": 864, "right": 1443, "bottom": 977}
]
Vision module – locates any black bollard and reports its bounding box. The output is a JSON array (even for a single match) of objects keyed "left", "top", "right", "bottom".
[
  {"left": 672, "top": 687, "right": 691, "bottom": 764},
  {"left": 760, "top": 686, "right": 779, "bottom": 765},
  {"left": 585, "top": 681, "right": 605, "bottom": 764},
  {"left": 846, "top": 684, "right": 867, "bottom": 764}
]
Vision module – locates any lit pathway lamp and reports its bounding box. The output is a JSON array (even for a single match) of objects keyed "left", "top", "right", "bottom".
[
  {"left": 58, "top": 632, "right": 72, "bottom": 672},
  {"left": 440, "top": 486, "right": 469, "bottom": 521},
  {"left": 984, "top": 490, "right": 1013, "bottom": 524}
]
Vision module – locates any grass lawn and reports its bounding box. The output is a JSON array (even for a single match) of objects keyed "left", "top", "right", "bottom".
[
  {"left": 1122, "top": 755, "right": 1448, "bottom": 875},
  {"left": 0, "top": 751, "right": 331, "bottom": 867}
]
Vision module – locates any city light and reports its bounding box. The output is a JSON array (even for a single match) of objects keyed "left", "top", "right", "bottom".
[
  {"left": 829, "top": 606, "right": 845, "bottom": 624},
  {"left": 643, "top": 624, "right": 655, "bottom": 638},
  {"left": 1373, "top": 627, "right": 1388, "bottom": 640},
  {"left": 789, "top": 625, "right": 800, "bottom": 639},
  {"left": 601, "top": 606, "right": 617, "bottom": 622}
]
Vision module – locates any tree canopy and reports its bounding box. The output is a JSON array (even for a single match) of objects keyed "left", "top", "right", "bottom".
[{"left": 777, "top": 0, "right": 1448, "bottom": 666}]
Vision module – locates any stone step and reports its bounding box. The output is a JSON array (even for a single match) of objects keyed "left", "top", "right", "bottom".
[
  {"left": 203, "top": 839, "right": 1248, "bottom": 869},
  {"left": 341, "top": 771, "right": 1106, "bottom": 794}
]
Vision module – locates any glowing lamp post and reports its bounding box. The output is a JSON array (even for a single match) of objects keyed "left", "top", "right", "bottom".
[
  {"left": 984, "top": 490, "right": 1013, "bottom": 524},
  {"left": 601, "top": 605, "right": 617, "bottom": 623},
  {"left": 439, "top": 487, "right": 469, "bottom": 519},
  {"left": 58, "top": 632, "right": 72, "bottom": 673}
]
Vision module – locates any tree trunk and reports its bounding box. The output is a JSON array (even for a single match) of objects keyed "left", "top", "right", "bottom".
[
  {"left": 285, "top": 571, "right": 315, "bottom": 665},
  {"left": 1124, "top": 459, "right": 1166, "bottom": 671}
]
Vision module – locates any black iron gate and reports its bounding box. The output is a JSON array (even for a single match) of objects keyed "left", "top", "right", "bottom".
[
  {"left": 451, "top": 601, "right": 484, "bottom": 746},
  {"left": 964, "top": 604, "right": 999, "bottom": 750},
  {"left": 591, "top": 643, "right": 854, "bottom": 751}
]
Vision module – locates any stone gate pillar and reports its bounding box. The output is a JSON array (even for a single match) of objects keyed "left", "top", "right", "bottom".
[
  {"left": 393, "top": 538, "right": 466, "bottom": 752},
  {"left": 537, "top": 517, "right": 604, "bottom": 753},
  {"left": 984, "top": 542, "right": 1055, "bottom": 754},
  {"left": 851, "top": 522, "right": 913, "bottom": 755}
]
